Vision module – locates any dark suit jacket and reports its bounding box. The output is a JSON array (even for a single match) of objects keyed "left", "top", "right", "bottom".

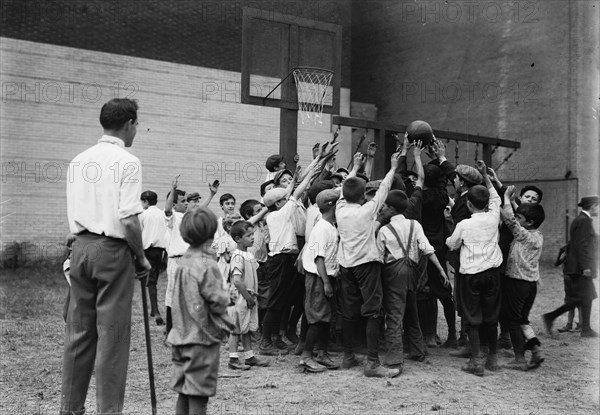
[{"left": 564, "top": 212, "right": 598, "bottom": 276}]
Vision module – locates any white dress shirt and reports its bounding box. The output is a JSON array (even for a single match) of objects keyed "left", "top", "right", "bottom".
[
  {"left": 446, "top": 185, "right": 503, "bottom": 274},
  {"left": 165, "top": 211, "right": 189, "bottom": 257},
  {"left": 139, "top": 205, "right": 168, "bottom": 249},
  {"left": 336, "top": 168, "right": 395, "bottom": 268},
  {"left": 67, "top": 135, "right": 143, "bottom": 239},
  {"left": 302, "top": 218, "right": 339, "bottom": 276}
]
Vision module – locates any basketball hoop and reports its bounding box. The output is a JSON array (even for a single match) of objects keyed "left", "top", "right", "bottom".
[{"left": 292, "top": 67, "right": 334, "bottom": 125}]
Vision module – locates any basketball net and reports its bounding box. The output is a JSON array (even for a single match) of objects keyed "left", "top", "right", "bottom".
[{"left": 292, "top": 67, "right": 334, "bottom": 125}]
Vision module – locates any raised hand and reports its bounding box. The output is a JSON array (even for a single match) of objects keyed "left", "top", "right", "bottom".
[
  {"left": 505, "top": 185, "right": 516, "bottom": 201},
  {"left": 390, "top": 152, "right": 401, "bottom": 171},
  {"left": 413, "top": 140, "right": 423, "bottom": 158},
  {"left": 208, "top": 180, "right": 219, "bottom": 195},
  {"left": 475, "top": 160, "right": 487, "bottom": 176},
  {"left": 353, "top": 152, "right": 365, "bottom": 169},
  {"left": 172, "top": 174, "right": 180, "bottom": 189},
  {"left": 432, "top": 138, "right": 446, "bottom": 159}
]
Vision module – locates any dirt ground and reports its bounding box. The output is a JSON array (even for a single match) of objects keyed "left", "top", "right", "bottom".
[{"left": 1, "top": 262, "right": 598, "bottom": 415}]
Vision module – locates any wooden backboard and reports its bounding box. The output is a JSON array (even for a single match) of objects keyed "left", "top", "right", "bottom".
[{"left": 241, "top": 7, "right": 342, "bottom": 114}]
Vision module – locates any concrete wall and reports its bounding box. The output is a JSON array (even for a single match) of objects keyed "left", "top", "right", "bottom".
[
  {"left": 0, "top": 37, "right": 351, "bottom": 263},
  {"left": 351, "top": 0, "right": 600, "bottom": 261}
]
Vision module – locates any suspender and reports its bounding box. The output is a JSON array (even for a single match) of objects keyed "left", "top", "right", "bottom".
[{"left": 384, "top": 220, "right": 414, "bottom": 259}]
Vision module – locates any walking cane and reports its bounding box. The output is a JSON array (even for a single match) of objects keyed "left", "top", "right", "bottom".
[{"left": 137, "top": 269, "right": 157, "bottom": 415}]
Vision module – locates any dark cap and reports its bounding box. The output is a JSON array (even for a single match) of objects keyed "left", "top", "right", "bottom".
[
  {"left": 186, "top": 192, "right": 201, "bottom": 202},
  {"left": 455, "top": 165, "right": 483, "bottom": 186},
  {"left": 316, "top": 188, "right": 341, "bottom": 210},
  {"left": 578, "top": 196, "right": 599, "bottom": 209},
  {"left": 265, "top": 154, "right": 285, "bottom": 172},
  {"left": 308, "top": 180, "right": 335, "bottom": 204}
]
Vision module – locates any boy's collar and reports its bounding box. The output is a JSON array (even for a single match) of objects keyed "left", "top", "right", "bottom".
[{"left": 98, "top": 135, "right": 125, "bottom": 147}]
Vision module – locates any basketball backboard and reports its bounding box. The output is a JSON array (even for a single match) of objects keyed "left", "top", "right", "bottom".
[{"left": 241, "top": 7, "right": 342, "bottom": 114}]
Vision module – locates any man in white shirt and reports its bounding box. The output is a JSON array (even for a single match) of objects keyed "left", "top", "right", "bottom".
[
  {"left": 62, "top": 98, "right": 151, "bottom": 415},
  {"left": 140, "top": 190, "right": 168, "bottom": 325}
]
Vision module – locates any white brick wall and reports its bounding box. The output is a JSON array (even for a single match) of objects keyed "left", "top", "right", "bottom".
[{"left": 1, "top": 37, "right": 351, "bottom": 262}]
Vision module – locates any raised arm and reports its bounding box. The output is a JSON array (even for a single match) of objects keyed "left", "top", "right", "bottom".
[
  {"left": 413, "top": 140, "right": 425, "bottom": 189},
  {"left": 199, "top": 180, "right": 219, "bottom": 208},
  {"left": 293, "top": 161, "right": 317, "bottom": 199},
  {"left": 247, "top": 206, "right": 269, "bottom": 226},
  {"left": 346, "top": 152, "right": 366, "bottom": 180},
  {"left": 165, "top": 174, "right": 180, "bottom": 217}
]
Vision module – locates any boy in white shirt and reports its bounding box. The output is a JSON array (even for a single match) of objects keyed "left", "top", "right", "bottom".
[
  {"left": 299, "top": 189, "right": 341, "bottom": 372},
  {"left": 336, "top": 151, "right": 401, "bottom": 378},
  {"left": 446, "top": 161, "right": 503, "bottom": 376},
  {"left": 258, "top": 161, "right": 316, "bottom": 356}
]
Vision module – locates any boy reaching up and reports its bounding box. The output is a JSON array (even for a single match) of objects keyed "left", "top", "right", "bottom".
[
  {"left": 500, "top": 186, "right": 546, "bottom": 370},
  {"left": 446, "top": 160, "right": 503, "bottom": 376},
  {"left": 336, "top": 151, "right": 402, "bottom": 378}
]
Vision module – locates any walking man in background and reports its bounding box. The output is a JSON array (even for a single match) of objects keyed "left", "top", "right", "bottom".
[
  {"left": 61, "top": 98, "right": 151, "bottom": 415},
  {"left": 544, "top": 196, "right": 599, "bottom": 338}
]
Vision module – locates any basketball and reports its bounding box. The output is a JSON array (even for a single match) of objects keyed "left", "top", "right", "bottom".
[{"left": 406, "top": 120, "right": 434, "bottom": 145}]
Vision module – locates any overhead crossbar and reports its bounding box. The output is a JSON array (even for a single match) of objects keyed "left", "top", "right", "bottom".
[{"left": 332, "top": 115, "right": 520, "bottom": 178}]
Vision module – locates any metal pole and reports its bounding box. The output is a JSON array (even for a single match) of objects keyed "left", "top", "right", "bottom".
[{"left": 138, "top": 271, "right": 157, "bottom": 415}]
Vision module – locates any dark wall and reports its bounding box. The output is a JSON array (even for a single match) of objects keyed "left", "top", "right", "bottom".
[
  {"left": 350, "top": 0, "right": 597, "bottom": 178},
  {"left": 1, "top": 0, "right": 352, "bottom": 87}
]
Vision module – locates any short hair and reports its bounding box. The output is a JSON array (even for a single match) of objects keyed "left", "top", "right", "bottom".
[
  {"left": 230, "top": 220, "right": 254, "bottom": 241},
  {"left": 141, "top": 190, "right": 158, "bottom": 206},
  {"left": 516, "top": 203, "right": 545, "bottom": 229},
  {"left": 240, "top": 199, "right": 261, "bottom": 220},
  {"left": 166, "top": 189, "right": 186, "bottom": 201},
  {"left": 385, "top": 190, "right": 409, "bottom": 214},
  {"left": 180, "top": 207, "right": 218, "bottom": 247},
  {"left": 520, "top": 185, "right": 543, "bottom": 203},
  {"left": 99, "top": 99, "right": 138, "bottom": 130},
  {"left": 222, "top": 213, "right": 242, "bottom": 234},
  {"left": 260, "top": 180, "right": 274, "bottom": 197},
  {"left": 467, "top": 185, "right": 490, "bottom": 210},
  {"left": 219, "top": 193, "right": 236, "bottom": 206},
  {"left": 343, "top": 177, "right": 366, "bottom": 204}
]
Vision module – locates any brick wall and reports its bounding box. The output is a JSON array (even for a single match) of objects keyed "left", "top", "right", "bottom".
[
  {"left": 0, "top": 37, "right": 351, "bottom": 263},
  {"left": 351, "top": 0, "right": 600, "bottom": 262},
  {"left": 0, "top": 0, "right": 352, "bottom": 87}
]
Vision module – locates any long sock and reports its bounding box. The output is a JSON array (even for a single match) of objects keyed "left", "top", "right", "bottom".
[
  {"left": 468, "top": 327, "right": 481, "bottom": 357},
  {"left": 303, "top": 325, "right": 319, "bottom": 357},
  {"left": 166, "top": 306, "right": 172, "bottom": 333},
  {"left": 280, "top": 307, "right": 291, "bottom": 334},
  {"left": 486, "top": 324, "right": 498, "bottom": 354},
  {"left": 566, "top": 309, "right": 574, "bottom": 326},
  {"left": 300, "top": 314, "right": 308, "bottom": 341},
  {"left": 366, "top": 317, "right": 381, "bottom": 362},
  {"left": 175, "top": 394, "right": 188, "bottom": 415},
  {"left": 148, "top": 285, "right": 159, "bottom": 315},
  {"left": 261, "top": 309, "right": 279, "bottom": 343},
  {"left": 188, "top": 396, "right": 208, "bottom": 415},
  {"left": 509, "top": 323, "right": 525, "bottom": 354},
  {"left": 581, "top": 302, "right": 593, "bottom": 331},
  {"left": 440, "top": 296, "right": 456, "bottom": 336},
  {"left": 288, "top": 306, "right": 304, "bottom": 335},
  {"left": 342, "top": 319, "right": 355, "bottom": 355},
  {"left": 317, "top": 323, "right": 330, "bottom": 352}
]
